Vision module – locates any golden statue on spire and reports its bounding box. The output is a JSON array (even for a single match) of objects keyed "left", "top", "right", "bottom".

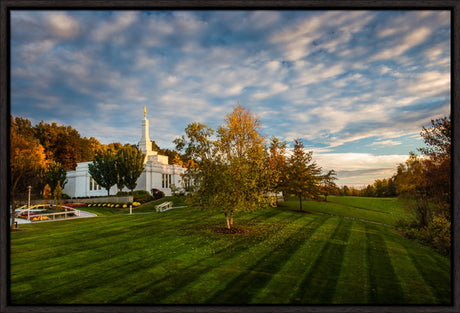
[{"left": 144, "top": 106, "right": 147, "bottom": 118}]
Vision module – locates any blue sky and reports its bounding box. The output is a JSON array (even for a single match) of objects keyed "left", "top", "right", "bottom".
[{"left": 10, "top": 10, "right": 451, "bottom": 187}]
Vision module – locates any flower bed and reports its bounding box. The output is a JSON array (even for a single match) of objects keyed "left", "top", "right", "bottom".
[
  {"left": 87, "top": 202, "right": 138, "bottom": 208},
  {"left": 65, "top": 203, "right": 87, "bottom": 208},
  {"left": 17, "top": 214, "right": 49, "bottom": 221}
]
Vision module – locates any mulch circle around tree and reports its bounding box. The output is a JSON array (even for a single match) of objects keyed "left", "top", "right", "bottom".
[{"left": 212, "top": 227, "right": 249, "bottom": 235}]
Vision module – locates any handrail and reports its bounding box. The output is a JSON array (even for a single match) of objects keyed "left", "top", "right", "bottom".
[
  {"left": 16, "top": 204, "right": 80, "bottom": 221},
  {"left": 155, "top": 201, "right": 173, "bottom": 212}
]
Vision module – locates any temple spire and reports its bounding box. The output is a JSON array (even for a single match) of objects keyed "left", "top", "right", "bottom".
[{"left": 139, "top": 106, "right": 152, "bottom": 155}]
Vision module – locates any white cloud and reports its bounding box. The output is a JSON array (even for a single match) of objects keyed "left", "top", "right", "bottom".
[
  {"left": 91, "top": 11, "right": 138, "bottom": 42},
  {"left": 46, "top": 12, "right": 80, "bottom": 39},
  {"left": 369, "top": 140, "right": 402, "bottom": 146},
  {"left": 407, "top": 71, "right": 450, "bottom": 93},
  {"left": 371, "top": 26, "right": 432, "bottom": 61},
  {"left": 18, "top": 39, "right": 56, "bottom": 62}
]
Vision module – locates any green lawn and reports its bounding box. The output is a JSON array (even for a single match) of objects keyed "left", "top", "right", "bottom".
[
  {"left": 283, "top": 195, "right": 408, "bottom": 226},
  {"left": 10, "top": 197, "right": 451, "bottom": 305}
]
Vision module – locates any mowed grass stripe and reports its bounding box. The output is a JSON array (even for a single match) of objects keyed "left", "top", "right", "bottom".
[
  {"left": 250, "top": 216, "right": 340, "bottom": 304},
  {"left": 365, "top": 224, "right": 404, "bottom": 304},
  {"left": 203, "top": 216, "right": 328, "bottom": 304},
  {"left": 157, "top": 213, "right": 314, "bottom": 304},
  {"left": 329, "top": 196, "right": 406, "bottom": 216},
  {"left": 292, "top": 218, "right": 353, "bottom": 304},
  {"left": 332, "top": 220, "right": 369, "bottom": 304},
  {"left": 73, "top": 209, "right": 301, "bottom": 304},
  {"left": 384, "top": 239, "right": 436, "bottom": 303},
  {"left": 396, "top": 236, "right": 451, "bottom": 304},
  {"left": 280, "top": 199, "right": 397, "bottom": 226}
]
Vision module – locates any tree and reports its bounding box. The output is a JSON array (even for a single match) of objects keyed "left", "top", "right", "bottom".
[
  {"left": 419, "top": 116, "right": 450, "bottom": 163},
  {"left": 362, "top": 184, "right": 375, "bottom": 197},
  {"left": 286, "top": 139, "right": 321, "bottom": 211},
  {"left": 395, "top": 153, "right": 431, "bottom": 226},
  {"left": 44, "top": 161, "right": 68, "bottom": 194},
  {"left": 418, "top": 116, "right": 451, "bottom": 218},
  {"left": 116, "top": 145, "right": 146, "bottom": 197},
  {"left": 373, "top": 179, "right": 387, "bottom": 197},
  {"left": 175, "top": 104, "right": 273, "bottom": 230},
  {"left": 88, "top": 149, "right": 118, "bottom": 196},
  {"left": 10, "top": 118, "right": 48, "bottom": 229},
  {"left": 43, "top": 184, "right": 51, "bottom": 207},
  {"left": 215, "top": 104, "right": 272, "bottom": 229},
  {"left": 267, "top": 137, "right": 288, "bottom": 201},
  {"left": 320, "top": 170, "right": 338, "bottom": 201},
  {"left": 54, "top": 182, "right": 63, "bottom": 211}
]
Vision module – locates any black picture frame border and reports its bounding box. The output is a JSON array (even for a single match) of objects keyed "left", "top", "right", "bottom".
[{"left": 1, "top": 1, "right": 458, "bottom": 312}]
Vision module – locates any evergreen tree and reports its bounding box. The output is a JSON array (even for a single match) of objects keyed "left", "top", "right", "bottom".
[{"left": 286, "top": 139, "right": 321, "bottom": 211}]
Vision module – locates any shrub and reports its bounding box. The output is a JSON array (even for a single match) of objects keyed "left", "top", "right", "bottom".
[
  {"left": 133, "top": 190, "right": 154, "bottom": 203},
  {"left": 400, "top": 215, "right": 451, "bottom": 256},
  {"left": 426, "top": 215, "right": 451, "bottom": 255},
  {"left": 151, "top": 188, "right": 165, "bottom": 200},
  {"left": 133, "top": 202, "right": 141, "bottom": 207}
]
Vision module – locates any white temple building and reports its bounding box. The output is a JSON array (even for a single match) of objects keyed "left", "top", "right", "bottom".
[{"left": 63, "top": 107, "right": 186, "bottom": 198}]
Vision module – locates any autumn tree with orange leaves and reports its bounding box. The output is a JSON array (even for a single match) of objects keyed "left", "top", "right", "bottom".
[
  {"left": 175, "top": 104, "right": 275, "bottom": 231},
  {"left": 10, "top": 117, "right": 48, "bottom": 229}
]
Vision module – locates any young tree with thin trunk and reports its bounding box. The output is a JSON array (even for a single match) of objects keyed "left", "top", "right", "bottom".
[
  {"left": 286, "top": 139, "right": 321, "bottom": 211},
  {"left": 267, "top": 137, "right": 288, "bottom": 201},
  {"left": 175, "top": 104, "right": 273, "bottom": 230},
  {"left": 321, "top": 169, "right": 338, "bottom": 201}
]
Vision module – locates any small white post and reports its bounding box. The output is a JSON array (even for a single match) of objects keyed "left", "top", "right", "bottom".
[
  {"left": 130, "top": 205, "right": 132, "bottom": 215},
  {"left": 27, "top": 186, "right": 31, "bottom": 220}
]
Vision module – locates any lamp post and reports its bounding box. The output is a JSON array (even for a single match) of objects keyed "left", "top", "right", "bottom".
[{"left": 27, "top": 186, "right": 31, "bottom": 220}]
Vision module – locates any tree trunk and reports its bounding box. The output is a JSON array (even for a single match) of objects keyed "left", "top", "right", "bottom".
[
  {"left": 299, "top": 192, "right": 303, "bottom": 211},
  {"left": 225, "top": 212, "right": 231, "bottom": 229},
  {"left": 11, "top": 193, "right": 16, "bottom": 230},
  {"left": 230, "top": 211, "right": 233, "bottom": 228}
]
